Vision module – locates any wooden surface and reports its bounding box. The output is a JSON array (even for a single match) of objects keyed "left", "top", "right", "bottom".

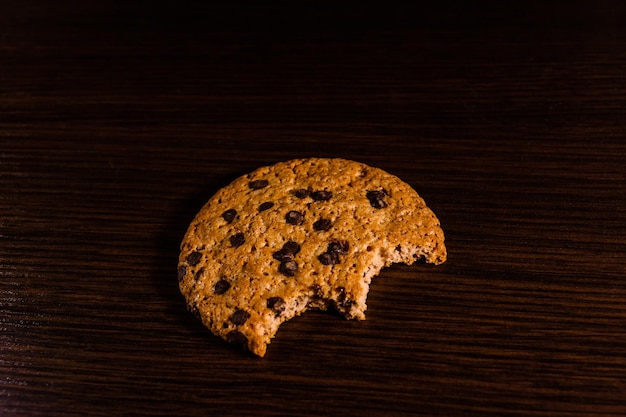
[{"left": 2, "top": 2, "right": 626, "bottom": 416}]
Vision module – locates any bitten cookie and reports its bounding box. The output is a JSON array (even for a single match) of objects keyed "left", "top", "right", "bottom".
[{"left": 178, "top": 158, "right": 446, "bottom": 356}]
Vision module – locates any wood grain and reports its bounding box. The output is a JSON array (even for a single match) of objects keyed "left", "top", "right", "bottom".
[{"left": 2, "top": 2, "right": 626, "bottom": 416}]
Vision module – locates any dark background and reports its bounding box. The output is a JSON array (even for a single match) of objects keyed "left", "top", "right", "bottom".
[{"left": 2, "top": 2, "right": 625, "bottom": 416}]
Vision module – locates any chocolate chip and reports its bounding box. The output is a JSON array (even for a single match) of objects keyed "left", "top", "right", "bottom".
[
  {"left": 366, "top": 190, "right": 388, "bottom": 209},
  {"left": 283, "top": 240, "right": 300, "bottom": 255},
  {"left": 318, "top": 252, "right": 339, "bottom": 265},
  {"left": 272, "top": 248, "right": 293, "bottom": 262},
  {"left": 335, "top": 286, "right": 345, "bottom": 297},
  {"left": 372, "top": 199, "right": 387, "bottom": 209},
  {"left": 313, "top": 218, "right": 332, "bottom": 231},
  {"left": 273, "top": 241, "right": 301, "bottom": 262},
  {"left": 222, "top": 209, "right": 237, "bottom": 223},
  {"left": 186, "top": 251, "right": 202, "bottom": 266},
  {"left": 226, "top": 330, "right": 248, "bottom": 349},
  {"left": 249, "top": 179, "right": 269, "bottom": 190},
  {"left": 318, "top": 240, "right": 349, "bottom": 265},
  {"left": 334, "top": 287, "right": 353, "bottom": 309},
  {"left": 229, "top": 233, "right": 245, "bottom": 247},
  {"left": 230, "top": 309, "right": 251, "bottom": 326},
  {"left": 294, "top": 188, "right": 310, "bottom": 199},
  {"left": 214, "top": 279, "right": 231, "bottom": 295},
  {"left": 328, "top": 240, "right": 349, "bottom": 254},
  {"left": 267, "top": 297, "right": 286, "bottom": 316},
  {"left": 310, "top": 284, "right": 323, "bottom": 298},
  {"left": 311, "top": 190, "right": 332, "bottom": 201},
  {"left": 285, "top": 210, "right": 304, "bottom": 225},
  {"left": 194, "top": 267, "right": 205, "bottom": 281},
  {"left": 259, "top": 201, "right": 274, "bottom": 212},
  {"left": 279, "top": 260, "right": 298, "bottom": 276},
  {"left": 177, "top": 266, "right": 187, "bottom": 282}
]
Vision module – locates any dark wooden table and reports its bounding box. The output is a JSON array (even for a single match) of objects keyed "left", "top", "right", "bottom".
[{"left": 2, "top": 2, "right": 626, "bottom": 416}]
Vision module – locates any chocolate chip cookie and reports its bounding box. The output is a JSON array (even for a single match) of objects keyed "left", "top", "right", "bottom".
[{"left": 178, "top": 158, "right": 446, "bottom": 356}]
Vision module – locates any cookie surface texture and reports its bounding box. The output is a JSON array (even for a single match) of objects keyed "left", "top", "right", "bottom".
[{"left": 178, "top": 158, "right": 446, "bottom": 357}]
